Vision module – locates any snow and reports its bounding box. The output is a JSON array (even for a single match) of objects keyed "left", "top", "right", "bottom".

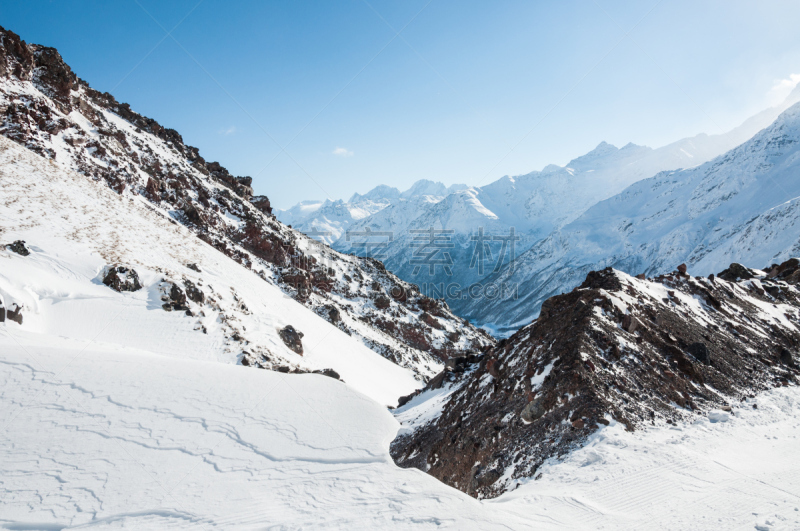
[
  {"left": 0, "top": 135, "right": 420, "bottom": 406},
  {"left": 3, "top": 328, "right": 800, "bottom": 529},
  {"left": 465, "top": 98, "right": 800, "bottom": 333}
]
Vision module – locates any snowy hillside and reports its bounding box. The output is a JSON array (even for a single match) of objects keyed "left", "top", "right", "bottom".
[
  {"left": 0, "top": 26, "right": 493, "bottom": 381},
  {"left": 392, "top": 265, "right": 800, "bottom": 498},
  {"left": 0, "top": 135, "right": 421, "bottom": 405},
  {"left": 331, "top": 85, "right": 800, "bottom": 317},
  {"left": 465, "top": 100, "right": 800, "bottom": 333},
  {"left": 276, "top": 180, "right": 466, "bottom": 244},
  {"left": 4, "top": 274, "right": 799, "bottom": 529}
]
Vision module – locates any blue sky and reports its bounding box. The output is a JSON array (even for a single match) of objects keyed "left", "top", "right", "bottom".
[{"left": 4, "top": 0, "right": 800, "bottom": 208}]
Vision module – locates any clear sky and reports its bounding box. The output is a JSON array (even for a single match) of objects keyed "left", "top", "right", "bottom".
[{"left": 3, "top": 0, "right": 800, "bottom": 208}]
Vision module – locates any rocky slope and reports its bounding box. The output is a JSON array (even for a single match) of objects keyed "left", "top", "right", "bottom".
[
  {"left": 0, "top": 25, "right": 492, "bottom": 382},
  {"left": 463, "top": 97, "right": 800, "bottom": 334},
  {"left": 391, "top": 261, "right": 800, "bottom": 498}
]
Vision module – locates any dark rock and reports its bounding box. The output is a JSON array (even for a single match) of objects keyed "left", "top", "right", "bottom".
[
  {"left": 622, "top": 314, "right": 640, "bottom": 333},
  {"left": 313, "top": 368, "right": 341, "bottom": 380},
  {"left": 162, "top": 282, "right": 188, "bottom": 311},
  {"left": 579, "top": 267, "right": 622, "bottom": 292},
  {"left": 687, "top": 342, "right": 710, "bottom": 364},
  {"left": 279, "top": 325, "right": 304, "bottom": 355},
  {"left": 718, "top": 263, "right": 754, "bottom": 282},
  {"left": 6, "top": 240, "right": 30, "bottom": 256},
  {"left": 520, "top": 398, "right": 545, "bottom": 423},
  {"left": 183, "top": 279, "right": 204, "bottom": 304},
  {"left": 677, "top": 263, "right": 687, "bottom": 275},
  {"left": 251, "top": 195, "right": 272, "bottom": 215},
  {"left": 325, "top": 305, "right": 341, "bottom": 323},
  {"left": 102, "top": 265, "right": 142, "bottom": 292},
  {"left": 6, "top": 304, "right": 23, "bottom": 324},
  {"left": 186, "top": 263, "right": 201, "bottom": 272},
  {"left": 374, "top": 294, "right": 391, "bottom": 310},
  {"left": 780, "top": 348, "right": 795, "bottom": 366}
]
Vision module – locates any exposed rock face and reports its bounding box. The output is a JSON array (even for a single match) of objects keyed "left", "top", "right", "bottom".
[
  {"left": 391, "top": 260, "right": 800, "bottom": 499},
  {"left": 6, "top": 240, "right": 30, "bottom": 256},
  {"left": 161, "top": 283, "right": 189, "bottom": 312},
  {"left": 279, "top": 325, "right": 304, "bottom": 355},
  {"left": 0, "top": 25, "right": 493, "bottom": 381},
  {"left": 3, "top": 303, "right": 23, "bottom": 324},
  {"left": 102, "top": 265, "right": 142, "bottom": 292}
]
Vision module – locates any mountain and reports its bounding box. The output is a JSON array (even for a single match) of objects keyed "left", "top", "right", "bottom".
[
  {"left": 330, "top": 86, "right": 800, "bottom": 321},
  {"left": 275, "top": 180, "right": 466, "bottom": 245},
  {"left": 391, "top": 263, "right": 800, "bottom": 498},
  {"left": 464, "top": 99, "right": 800, "bottom": 333},
  {"left": 0, "top": 25, "right": 492, "bottom": 386}
]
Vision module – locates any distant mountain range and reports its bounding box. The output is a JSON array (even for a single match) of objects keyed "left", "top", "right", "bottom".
[{"left": 282, "top": 84, "right": 800, "bottom": 334}]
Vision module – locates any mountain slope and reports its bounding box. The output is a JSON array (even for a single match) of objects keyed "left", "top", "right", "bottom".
[
  {"left": 0, "top": 25, "right": 492, "bottom": 382},
  {"left": 330, "top": 87, "right": 800, "bottom": 318},
  {"left": 465, "top": 100, "right": 800, "bottom": 333},
  {"left": 0, "top": 134, "right": 421, "bottom": 404},
  {"left": 275, "top": 180, "right": 466, "bottom": 245},
  {"left": 391, "top": 264, "right": 800, "bottom": 498}
]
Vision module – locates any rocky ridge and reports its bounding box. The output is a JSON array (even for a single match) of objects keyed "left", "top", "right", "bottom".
[
  {"left": 0, "top": 26, "right": 492, "bottom": 381},
  {"left": 391, "top": 260, "right": 800, "bottom": 498}
]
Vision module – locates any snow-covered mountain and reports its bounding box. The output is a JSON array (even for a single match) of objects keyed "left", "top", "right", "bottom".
[
  {"left": 0, "top": 25, "right": 492, "bottom": 383},
  {"left": 276, "top": 180, "right": 466, "bottom": 244},
  {"left": 464, "top": 99, "right": 800, "bottom": 333},
  {"left": 331, "top": 86, "right": 800, "bottom": 320},
  {"left": 392, "top": 265, "right": 800, "bottom": 498}
]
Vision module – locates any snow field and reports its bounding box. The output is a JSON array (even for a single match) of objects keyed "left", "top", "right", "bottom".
[{"left": 0, "top": 135, "right": 420, "bottom": 406}]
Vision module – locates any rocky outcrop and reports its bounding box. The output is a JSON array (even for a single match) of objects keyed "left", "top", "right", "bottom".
[
  {"left": 5, "top": 240, "right": 30, "bottom": 256},
  {"left": 102, "top": 265, "right": 142, "bottom": 292},
  {"left": 279, "top": 325, "right": 304, "bottom": 355},
  {"left": 391, "top": 260, "right": 800, "bottom": 499}
]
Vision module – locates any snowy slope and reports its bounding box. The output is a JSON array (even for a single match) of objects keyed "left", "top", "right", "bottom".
[
  {"left": 0, "top": 135, "right": 419, "bottom": 405},
  {"left": 392, "top": 265, "right": 800, "bottom": 499},
  {"left": 3, "top": 329, "right": 800, "bottom": 529},
  {"left": 464, "top": 100, "right": 800, "bottom": 333},
  {"left": 331, "top": 85, "right": 800, "bottom": 317},
  {"left": 0, "top": 26, "right": 493, "bottom": 380}
]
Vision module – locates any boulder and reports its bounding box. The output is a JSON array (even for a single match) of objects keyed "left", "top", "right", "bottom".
[
  {"left": 324, "top": 304, "right": 341, "bottom": 323},
  {"left": 6, "top": 240, "right": 30, "bottom": 256},
  {"left": 250, "top": 195, "right": 272, "bottom": 215},
  {"left": 677, "top": 263, "right": 687, "bottom": 275},
  {"left": 5, "top": 303, "right": 23, "bottom": 325},
  {"left": 374, "top": 294, "right": 391, "bottom": 310},
  {"left": 579, "top": 267, "right": 622, "bottom": 292},
  {"left": 718, "top": 263, "right": 754, "bottom": 282},
  {"left": 102, "top": 265, "right": 142, "bottom": 292},
  {"left": 183, "top": 279, "right": 205, "bottom": 304},
  {"left": 279, "top": 325, "right": 304, "bottom": 355},
  {"left": 521, "top": 397, "right": 545, "bottom": 423},
  {"left": 162, "top": 282, "right": 188, "bottom": 311}
]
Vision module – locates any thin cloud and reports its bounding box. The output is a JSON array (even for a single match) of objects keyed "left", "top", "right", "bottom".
[
  {"left": 332, "top": 147, "right": 354, "bottom": 157},
  {"left": 767, "top": 73, "right": 800, "bottom": 106},
  {"left": 219, "top": 126, "right": 236, "bottom": 136}
]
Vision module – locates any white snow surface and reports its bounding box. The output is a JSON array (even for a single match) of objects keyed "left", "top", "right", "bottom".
[
  {"left": 2, "top": 328, "right": 800, "bottom": 529},
  {"left": 0, "top": 135, "right": 420, "bottom": 406}
]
